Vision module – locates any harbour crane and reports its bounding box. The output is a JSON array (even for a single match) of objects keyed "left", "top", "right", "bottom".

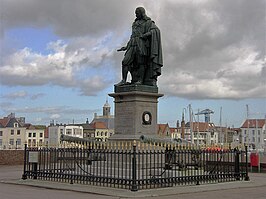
[{"left": 195, "top": 109, "right": 214, "bottom": 123}]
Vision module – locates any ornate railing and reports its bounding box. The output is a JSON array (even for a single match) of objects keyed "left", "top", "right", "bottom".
[{"left": 22, "top": 142, "right": 249, "bottom": 191}]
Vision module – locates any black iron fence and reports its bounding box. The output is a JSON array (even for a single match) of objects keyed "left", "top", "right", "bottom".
[{"left": 22, "top": 142, "right": 249, "bottom": 191}]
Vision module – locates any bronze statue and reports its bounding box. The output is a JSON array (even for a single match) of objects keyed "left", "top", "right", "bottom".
[{"left": 116, "top": 7, "right": 163, "bottom": 87}]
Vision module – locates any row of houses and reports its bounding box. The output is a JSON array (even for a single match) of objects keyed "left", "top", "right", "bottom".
[
  {"left": 0, "top": 101, "right": 114, "bottom": 149},
  {"left": 1, "top": 103, "right": 266, "bottom": 150},
  {"left": 0, "top": 113, "right": 46, "bottom": 149},
  {"left": 158, "top": 122, "right": 240, "bottom": 146}
]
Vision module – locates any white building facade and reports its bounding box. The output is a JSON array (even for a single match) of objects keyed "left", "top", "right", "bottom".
[
  {"left": 0, "top": 113, "right": 27, "bottom": 149},
  {"left": 241, "top": 119, "right": 266, "bottom": 150},
  {"left": 47, "top": 124, "right": 83, "bottom": 147}
]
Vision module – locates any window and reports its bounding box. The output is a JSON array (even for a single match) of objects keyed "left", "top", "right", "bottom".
[
  {"left": 16, "top": 139, "right": 21, "bottom": 146},
  {"left": 105, "top": 132, "right": 107, "bottom": 137},
  {"left": 66, "top": 129, "right": 71, "bottom": 135},
  {"left": 258, "top": 130, "right": 260, "bottom": 135},
  {"left": 0, "top": 131, "right": 2, "bottom": 136},
  {"left": 33, "top": 132, "right": 36, "bottom": 137},
  {"left": 28, "top": 132, "right": 32, "bottom": 137},
  {"left": 40, "top": 133, "right": 43, "bottom": 137},
  {"left": 14, "top": 123, "right": 18, "bottom": 128},
  {"left": 0, "top": 139, "right": 2, "bottom": 146},
  {"left": 9, "top": 139, "right": 14, "bottom": 145},
  {"left": 252, "top": 137, "right": 255, "bottom": 142},
  {"left": 258, "top": 137, "right": 260, "bottom": 143},
  {"left": 244, "top": 130, "right": 247, "bottom": 135},
  {"left": 11, "top": 130, "right": 14, "bottom": 135},
  {"left": 17, "top": 130, "right": 21, "bottom": 135},
  {"left": 252, "top": 130, "right": 255, "bottom": 135}
]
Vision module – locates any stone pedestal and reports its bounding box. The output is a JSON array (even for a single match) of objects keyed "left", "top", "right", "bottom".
[{"left": 109, "top": 84, "right": 163, "bottom": 141}]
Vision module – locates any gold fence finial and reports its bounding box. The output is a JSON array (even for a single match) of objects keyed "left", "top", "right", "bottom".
[{"left": 133, "top": 140, "right": 137, "bottom": 147}]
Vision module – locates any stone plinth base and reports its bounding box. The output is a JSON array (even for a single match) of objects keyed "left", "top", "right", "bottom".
[{"left": 109, "top": 89, "right": 163, "bottom": 141}]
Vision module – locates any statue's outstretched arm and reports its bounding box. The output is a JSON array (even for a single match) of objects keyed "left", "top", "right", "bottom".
[
  {"left": 117, "top": 39, "right": 131, "bottom": 51},
  {"left": 117, "top": 46, "right": 127, "bottom": 51}
]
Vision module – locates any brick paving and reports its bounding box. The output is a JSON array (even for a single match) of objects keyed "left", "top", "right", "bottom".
[{"left": 0, "top": 165, "right": 266, "bottom": 199}]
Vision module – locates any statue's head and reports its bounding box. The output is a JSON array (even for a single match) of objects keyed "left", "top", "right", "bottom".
[{"left": 135, "top": 7, "right": 146, "bottom": 19}]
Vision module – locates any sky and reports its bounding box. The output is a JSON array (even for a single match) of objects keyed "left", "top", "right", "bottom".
[{"left": 0, "top": 0, "right": 265, "bottom": 128}]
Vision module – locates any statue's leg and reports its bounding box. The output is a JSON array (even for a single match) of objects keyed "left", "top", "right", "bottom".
[
  {"left": 134, "top": 54, "right": 146, "bottom": 84},
  {"left": 135, "top": 65, "right": 145, "bottom": 84},
  {"left": 122, "top": 65, "right": 129, "bottom": 82},
  {"left": 116, "top": 48, "right": 134, "bottom": 86}
]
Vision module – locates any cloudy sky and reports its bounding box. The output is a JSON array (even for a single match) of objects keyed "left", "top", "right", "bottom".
[{"left": 0, "top": 0, "right": 265, "bottom": 127}]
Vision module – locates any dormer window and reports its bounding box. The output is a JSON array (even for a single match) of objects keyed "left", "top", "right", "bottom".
[{"left": 14, "top": 123, "right": 19, "bottom": 128}]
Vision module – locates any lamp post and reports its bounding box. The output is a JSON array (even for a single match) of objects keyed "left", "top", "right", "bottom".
[
  {"left": 246, "top": 105, "right": 249, "bottom": 151},
  {"left": 264, "top": 138, "right": 266, "bottom": 153}
]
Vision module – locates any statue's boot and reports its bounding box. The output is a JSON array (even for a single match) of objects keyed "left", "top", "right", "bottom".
[
  {"left": 115, "top": 66, "right": 128, "bottom": 86},
  {"left": 135, "top": 65, "right": 145, "bottom": 85},
  {"left": 135, "top": 80, "right": 142, "bottom": 85},
  {"left": 115, "top": 80, "right": 126, "bottom": 86}
]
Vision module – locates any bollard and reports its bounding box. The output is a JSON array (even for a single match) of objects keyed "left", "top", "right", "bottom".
[
  {"left": 22, "top": 144, "right": 27, "bottom": 180},
  {"left": 32, "top": 162, "right": 38, "bottom": 179},
  {"left": 244, "top": 145, "right": 250, "bottom": 181}
]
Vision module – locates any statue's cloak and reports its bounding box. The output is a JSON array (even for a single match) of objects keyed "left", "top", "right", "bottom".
[{"left": 150, "top": 23, "right": 163, "bottom": 79}]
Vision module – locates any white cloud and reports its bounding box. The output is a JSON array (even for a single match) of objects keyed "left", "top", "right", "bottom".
[
  {"left": 1, "top": 0, "right": 265, "bottom": 99},
  {"left": 0, "top": 38, "right": 115, "bottom": 95},
  {"left": 30, "top": 93, "right": 45, "bottom": 100},
  {"left": 2, "top": 90, "right": 28, "bottom": 99},
  {"left": 50, "top": 114, "right": 60, "bottom": 120}
]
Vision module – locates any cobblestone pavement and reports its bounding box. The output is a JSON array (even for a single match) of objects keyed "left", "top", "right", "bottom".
[{"left": 0, "top": 165, "right": 266, "bottom": 199}]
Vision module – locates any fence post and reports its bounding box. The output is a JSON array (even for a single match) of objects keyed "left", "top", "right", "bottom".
[
  {"left": 131, "top": 140, "right": 138, "bottom": 192},
  {"left": 244, "top": 145, "right": 250, "bottom": 181},
  {"left": 234, "top": 148, "right": 240, "bottom": 180},
  {"left": 22, "top": 144, "right": 27, "bottom": 180}
]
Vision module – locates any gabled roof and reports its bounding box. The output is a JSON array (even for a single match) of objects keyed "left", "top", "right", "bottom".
[
  {"left": 157, "top": 123, "right": 170, "bottom": 135},
  {"left": 241, "top": 119, "right": 266, "bottom": 128},
  {"left": 91, "top": 121, "right": 107, "bottom": 129},
  {"left": 26, "top": 124, "right": 46, "bottom": 130},
  {"left": 185, "top": 122, "right": 215, "bottom": 132},
  {"left": 0, "top": 117, "right": 23, "bottom": 128},
  {"left": 91, "top": 117, "right": 114, "bottom": 129},
  {"left": 169, "top": 127, "right": 177, "bottom": 133},
  {"left": 0, "top": 118, "right": 9, "bottom": 127},
  {"left": 158, "top": 123, "right": 168, "bottom": 131}
]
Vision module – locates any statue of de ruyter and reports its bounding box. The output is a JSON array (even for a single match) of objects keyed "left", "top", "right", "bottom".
[{"left": 116, "top": 7, "right": 163, "bottom": 87}]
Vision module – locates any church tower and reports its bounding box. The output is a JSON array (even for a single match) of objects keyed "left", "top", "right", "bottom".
[{"left": 103, "top": 99, "right": 111, "bottom": 117}]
